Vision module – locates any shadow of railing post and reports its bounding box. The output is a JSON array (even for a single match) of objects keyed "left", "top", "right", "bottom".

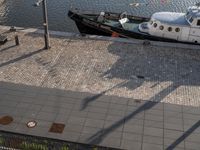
[
  {"left": 166, "top": 120, "right": 200, "bottom": 150},
  {"left": 87, "top": 83, "right": 178, "bottom": 145}
]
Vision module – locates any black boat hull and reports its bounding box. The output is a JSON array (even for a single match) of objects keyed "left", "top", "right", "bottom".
[{"left": 68, "top": 10, "right": 199, "bottom": 45}]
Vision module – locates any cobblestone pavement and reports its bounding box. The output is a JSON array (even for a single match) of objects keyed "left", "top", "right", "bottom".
[{"left": 0, "top": 27, "right": 200, "bottom": 107}]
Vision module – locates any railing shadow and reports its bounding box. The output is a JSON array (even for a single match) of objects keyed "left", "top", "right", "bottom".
[
  {"left": 0, "top": 45, "right": 16, "bottom": 52},
  {"left": 0, "top": 48, "right": 46, "bottom": 68},
  {"left": 166, "top": 120, "right": 200, "bottom": 150},
  {"left": 80, "top": 81, "right": 128, "bottom": 111},
  {"left": 87, "top": 83, "right": 178, "bottom": 144}
]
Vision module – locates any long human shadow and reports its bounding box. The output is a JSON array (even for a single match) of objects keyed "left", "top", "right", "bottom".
[
  {"left": 80, "top": 81, "right": 128, "bottom": 110},
  {"left": 0, "top": 48, "right": 46, "bottom": 68},
  {"left": 87, "top": 83, "right": 178, "bottom": 144},
  {"left": 166, "top": 120, "right": 200, "bottom": 150}
]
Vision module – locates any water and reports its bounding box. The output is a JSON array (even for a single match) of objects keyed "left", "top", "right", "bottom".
[{"left": 0, "top": 0, "right": 199, "bottom": 33}]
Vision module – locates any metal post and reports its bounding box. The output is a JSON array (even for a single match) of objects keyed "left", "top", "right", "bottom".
[
  {"left": 42, "top": 0, "right": 50, "bottom": 49},
  {"left": 15, "top": 35, "right": 19, "bottom": 45}
]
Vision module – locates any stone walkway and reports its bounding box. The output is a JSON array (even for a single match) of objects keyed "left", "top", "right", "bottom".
[
  {"left": 0, "top": 26, "right": 200, "bottom": 107},
  {"left": 0, "top": 81, "right": 200, "bottom": 150}
]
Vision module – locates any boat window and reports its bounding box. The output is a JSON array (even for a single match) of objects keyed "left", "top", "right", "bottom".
[
  {"left": 197, "top": 20, "right": 200, "bottom": 26},
  {"left": 175, "top": 28, "right": 180, "bottom": 32},
  {"left": 153, "top": 23, "right": 157, "bottom": 28},
  {"left": 189, "top": 17, "right": 194, "bottom": 23},
  {"left": 168, "top": 27, "right": 172, "bottom": 32},
  {"left": 159, "top": 25, "right": 164, "bottom": 30}
]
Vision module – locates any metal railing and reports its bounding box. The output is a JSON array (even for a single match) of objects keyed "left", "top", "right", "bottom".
[{"left": 0, "top": 131, "right": 120, "bottom": 150}]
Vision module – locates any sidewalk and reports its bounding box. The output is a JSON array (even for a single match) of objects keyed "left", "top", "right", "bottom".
[{"left": 0, "top": 81, "right": 200, "bottom": 150}]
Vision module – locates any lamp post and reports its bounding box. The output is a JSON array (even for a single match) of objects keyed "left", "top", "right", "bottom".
[{"left": 34, "top": 0, "right": 50, "bottom": 49}]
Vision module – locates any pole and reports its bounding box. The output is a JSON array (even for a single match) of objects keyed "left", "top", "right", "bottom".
[{"left": 42, "top": 0, "right": 50, "bottom": 49}]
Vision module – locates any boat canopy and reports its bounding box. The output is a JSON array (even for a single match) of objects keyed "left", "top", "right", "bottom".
[{"left": 151, "top": 12, "right": 189, "bottom": 26}]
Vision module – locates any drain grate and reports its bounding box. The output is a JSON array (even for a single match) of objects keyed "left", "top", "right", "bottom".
[
  {"left": 0, "top": 116, "right": 13, "bottom": 125},
  {"left": 49, "top": 123, "right": 65, "bottom": 134}
]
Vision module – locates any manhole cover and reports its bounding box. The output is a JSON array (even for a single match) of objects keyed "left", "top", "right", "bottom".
[
  {"left": 49, "top": 123, "right": 65, "bottom": 133},
  {"left": 26, "top": 121, "right": 37, "bottom": 128},
  {"left": 0, "top": 116, "right": 13, "bottom": 125}
]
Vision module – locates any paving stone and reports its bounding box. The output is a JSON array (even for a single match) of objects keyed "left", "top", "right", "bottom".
[
  {"left": 10, "top": 108, "right": 29, "bottom": 117},
  {"left": 144, "top": 126, "right": 163, "bottom": 137},
  {"left": 164, "top": 123, "right": 183, "bottom": 131},
  {"left": 0, "top": 106, "right": 15, "bottom": 114},
  {"left": 87, "top": 101, "right": 110, "bottom": 108},
  {"left": 22, "top": 110, "right": 38, "bottom": 118},
  {"left": 185, "top": 141, "right": 200, "bottom": 150},
  {"left": 27, "top": 126, "right": 49, "bottom": 137},
  {"left": 143, "top": 135, "right": 163, "bottom": 145},
  {"left": 88, "top": 107, "right": 108, "bottom": 114},
  {"left": 145, "top": 113, "right": 163, "bottom": 122},
  {"left": 142, "top": 143, "right": 163, "bottom": 150},
  {"left": 125, "top": 118, "right": 144, "bottom": 126},
  {"left": 62, "top": 131, "right": 80, "bottom": 142},
  {"left": 100, "top": 136, "right": 121, "bottom": 148},
  {"left": 105, "top": 131, "right": 122, "bottom": 139},
  {"left": 87, "top": 112, "right": 106, "bottom": 120},
  {"left": 124, "top": 124, "right": 143, "bottom": 134},
  {"left": 36, "top": 112, "right": 57, "bottom": 122},
  {"left": 16, "top": 102, "right": 31, "bottom": 109},
  {"left": 164, "top": 104, "right": 182, "bottom": 112},
  {"left": 65, "top": 123, "right": 83, "bottom": 133},
  {"left": 105, "top": 115, "right": 124, "bottom": 122},
  {"left": 121, "top": 140, "right": 142, "bottom": 150},
  {"left": 164, "top": 117, "right": 183, "bottom": 124},
  {"left": 183, "top": 113, "right": 199, "bottom": 120},
  {"left": 122, "top": 132, "right": 142, "bottom": 142},
  {"left": 164, "top": 129, "right": 184, "bottom": 139},
  {"left": 164, "top": 111, "right": 183, "bottom": 119},
  {"left": 111, "top": 96, "right": 129, "bottom": 105},
  {"left": 54, "top": 114, "right": 69, "bottom": 124},
  {"left": 0, "top": 100, "right": 18, "bottom": 107},
  {"left": 164, "top": 138, "right": 185, "bottom": 149},
  {"left": 85, "top": 118, "right": 104, "bottom": 128},
  {"left": 125, "top": 110, "right": 145, "bottom": 120},
  {"left": 70, "top": 110, "right": 88, "bottom": 118},
  {"left": 144, "top": 120, "right": 163, "bottom": 128},
  {"left": 103, "top": 120, "right": 123, "bottom": 132},
  {"left": 41, "top": 105, "right": 72, "bottom": 114},
  {"left": 82, "top": 126, "right": 102, "bottom": 134},
  {"left": 67, "top": 116, "right": 86, "bottom": 125},
  {"left": 145, "top": 109, "right": 164, "bottom": 116},
  {"left": 109, "top": 103, "right": 127, "bottom": 111},
  {"left": 185, "top": 133, "right": 200, "bottom": 143},
  {"left": 107, "top": 109, "right": 126, "bottom": 117}
]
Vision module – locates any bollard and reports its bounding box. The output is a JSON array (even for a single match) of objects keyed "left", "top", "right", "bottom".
[{"left": 15, "top": 35, "right": 19, "bottom": 45}]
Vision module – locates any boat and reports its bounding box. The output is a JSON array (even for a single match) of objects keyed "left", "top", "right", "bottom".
[{"left": 68, "top": 4, "right": 200, "bottom": 45}]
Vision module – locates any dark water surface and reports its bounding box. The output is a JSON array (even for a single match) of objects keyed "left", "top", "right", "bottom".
[{"left": 0, "top": 0, "right": 199, "bottom": 33}]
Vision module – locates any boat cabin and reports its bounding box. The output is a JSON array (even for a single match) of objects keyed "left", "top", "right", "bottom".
[{"left": 139, "top": 5, "right": 200, "bottom": 43}]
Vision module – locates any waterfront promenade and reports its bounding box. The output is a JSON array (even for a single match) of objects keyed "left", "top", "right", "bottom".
[{"left": 0, "top": 25, "right": 200, "bottom": 149}]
